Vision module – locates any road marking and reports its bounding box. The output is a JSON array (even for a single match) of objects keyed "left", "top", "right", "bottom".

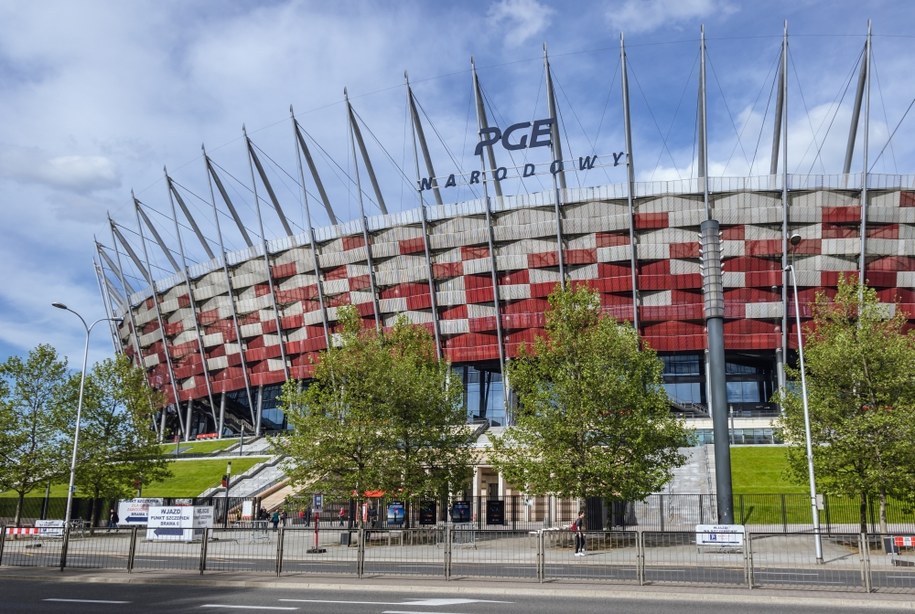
[
  {"left": 44, "top": 599, "right": 132, "bottom": 604},
  {"left": 405, "top": 599, "right": 512, "bottom": 605},
  {"left": 280, "top": 600, "right": 405, "bottom": 605},
  {"left": 279, "top": 598, "right": 511, "bottom": 606},
  {"left": 200, "top": 607, "right": 297, "bottom": 611},
  {"left": 757, "top": 572, "right": 819, "bottom": 577}
]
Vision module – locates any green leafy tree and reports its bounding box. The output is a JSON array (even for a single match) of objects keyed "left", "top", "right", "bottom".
[
  {"left": 275, "top": 306, "right": 473, "bottom": 526},
  {"left": 71, "top": 354, "right": 172, "bottom": 523},
  {"left": 491, "top": 284, "right": 689, "bottom": 502},
  {"left": 379, "top": 320, "right": 473, "bottom": 505},
  {"left": 0, "top": 345, "right": 72, "bottom": 525},
  {"left": 775, "top": 276, "right": 915, "bottom": 533}
]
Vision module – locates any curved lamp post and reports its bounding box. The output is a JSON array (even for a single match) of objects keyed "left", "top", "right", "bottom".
[
  {"left": 51, "top": 302, "right": 121, "bottom": 528},
  {"left": 784, "top": 258, "right": 824, "bottom": 564}
]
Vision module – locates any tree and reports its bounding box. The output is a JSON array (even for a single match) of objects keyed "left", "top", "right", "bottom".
[
  {"left": 0, "top": 345, "right": 72, "bottom": 525},
  {"left": 775, "top": 275, "right": 915, "bottom": 533},
  {"left": 490, "top": 284, "right": 689, "bottom": 502},
  {"left": 275, "top": 306, "right": 473, "bottom": 526},
  {"left": 70, "top": 354, "right": 172, "bottom": 524}
]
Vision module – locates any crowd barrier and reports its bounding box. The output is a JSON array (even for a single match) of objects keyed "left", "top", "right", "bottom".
[{"left": 1, "top": 524, "right": 914, "bottom": 594}]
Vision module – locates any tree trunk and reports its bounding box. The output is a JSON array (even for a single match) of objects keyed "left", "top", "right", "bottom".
[
  {"left": 14, "top": 492, "right": 25, "bottom": 527},
  {"left": 879, "top": 488, "right": 888, "bottom": 536},
  {"left": 859, "top": 492, "right": 868, "bottom": 535}
]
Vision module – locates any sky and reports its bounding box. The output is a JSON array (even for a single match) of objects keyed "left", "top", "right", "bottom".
[{"left": 2, "top": 0, "right": 915, "bottom": 370}]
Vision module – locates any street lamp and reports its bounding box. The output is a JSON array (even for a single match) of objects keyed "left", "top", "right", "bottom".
[
  {"left": 51, "top": 302, "right": 121, "bottom": 529},
  {"left": 783, "top": 263, "right": 824, "bottom": 563},
  {"left": 223, "top": 461, "right": 232, "bottom": 528}
]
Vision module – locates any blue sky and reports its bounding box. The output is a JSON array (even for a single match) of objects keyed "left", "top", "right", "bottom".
[{"left": 2, "top": 0, "right": 915, "bottom": 369}]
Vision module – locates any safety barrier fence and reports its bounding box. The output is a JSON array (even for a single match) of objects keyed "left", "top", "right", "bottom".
[{"left": 2, "top": 524, "right": 914, "bottom": 594}]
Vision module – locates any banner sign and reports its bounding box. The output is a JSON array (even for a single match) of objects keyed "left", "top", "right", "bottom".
[
  {"left": 118, "top": 498, "right": 164, "bottom": 526},
  {"left": 146, "top": 506, "right": 214, "bottom": 541}
]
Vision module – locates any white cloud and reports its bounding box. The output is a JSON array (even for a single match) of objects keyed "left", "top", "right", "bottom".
[
  {"left": 0, "top": 147, "right": 120, "bottom": 193},
  {"left": 605, "top": 0, "right": 737, "bottom": 34},
  {"left": 487, "top": 0, "right": 555, "bottom": 48}
]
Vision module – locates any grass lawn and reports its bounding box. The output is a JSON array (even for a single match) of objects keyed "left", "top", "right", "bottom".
[
  {"left": 159, "top": 438, "right": 244, "bottom": 455},
  {"left": 730, "top": 446, "right": 806, "bottom": 494},
  {"left": 0, "top": 457, "right": 269, "bottom": 499}
]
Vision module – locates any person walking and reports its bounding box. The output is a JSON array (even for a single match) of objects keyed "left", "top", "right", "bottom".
[
  {"left": 107, "top": 508, "right": 120, "bottom": 533},
  {"left": 572, "top": 510, "right": 586, "bottom": 556},
  {"left": 338, "top": 507, "right": 346, "bottom": 526},
  {"left": 271, "top": 510, "right": 280, "bottom": 531}
]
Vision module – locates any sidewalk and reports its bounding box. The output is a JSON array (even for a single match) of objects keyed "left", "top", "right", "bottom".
[{"left": 2, "top": 566, "right": 914, "bottom": 611}]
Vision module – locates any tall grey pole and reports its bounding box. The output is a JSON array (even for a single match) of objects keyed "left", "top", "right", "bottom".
[
  {"left": 786, "top": 264, "right": 824, "bottom": 563},
  {"left": 699, "top": 221, "right": 733, "bottom": 524},
  {"left": 51, "top": 304, "right": 120, "bottom": 528}
]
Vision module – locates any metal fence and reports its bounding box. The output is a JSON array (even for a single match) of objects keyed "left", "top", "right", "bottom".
[
  {"left": 3, "top": 523, "right": 915, "bottom": 594},
  {"left": 6, "top": 493, "right": 913, "bottom": 534}
]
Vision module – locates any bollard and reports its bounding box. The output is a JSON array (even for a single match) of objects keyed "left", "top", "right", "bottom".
[
  {"left": 536, "top": 530, "right": 545, "bottom": 583},
  {"left": 357, "top": 528, "right": 365, "bottom": 578},
  {"left": 859, "top": 533, "right": 873, "bottom": 593},
  {"left": 276, "top": 527, "right": 285, "bottom": 576},
  {"left": 199, "top": 527, "right": 210, "bottom": 574},
  {"left": 444, "top": 525, "right": 452, "bottom": 580},
  {"left": 127, "top": 527, "right": 139, "bottom": 573},
  {"left": 636, "top": 530, "right": 645, "bottom": 586},
  {"left": 59, "top": 523, "right": 70, "bottom": 571},
  {"left": 744, "top": 529, "right": 754, "bottom": 589}
]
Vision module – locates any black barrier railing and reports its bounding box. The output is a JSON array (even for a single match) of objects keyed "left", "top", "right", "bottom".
[
  {"left": 3, "top": 522, "right": 915, "bottom": 593},
  {"left": 4, "top": 493, "right": 913, "bottom": 535}
]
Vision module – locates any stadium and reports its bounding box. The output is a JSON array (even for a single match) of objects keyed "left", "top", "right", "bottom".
[{"left": 96, "top": 27, "right": 915, "bottom": 453}]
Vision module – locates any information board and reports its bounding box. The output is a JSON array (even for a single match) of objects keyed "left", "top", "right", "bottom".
[{"left": 695, "top": 524, "right": 745, "bottom": 546}]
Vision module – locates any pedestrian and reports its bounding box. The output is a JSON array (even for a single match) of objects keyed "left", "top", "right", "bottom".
[
  {"left": 338, "top": 507, "right": 346, "bottom": 526},
  {"left": 107, "top": 508, "right": 119, "bottom": 533},
  {"left": 572, "top": 510, "right": 586, "bottom": 556},
  {"left": 271, "top": 510, "right": 280, "bottom": 531},
  {"left": 304, "top": 507, "right": 312, "bottom": 527},
  {"left": 280, "top": 509, "right": 288, "bottom": 527}
]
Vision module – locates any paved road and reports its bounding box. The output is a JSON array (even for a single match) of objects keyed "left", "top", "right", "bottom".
[
  {"left": 4, "top": 577, "right": 915, "bottom": 614},
  {"left": 5, "top": 550, "right": 914, "bottom": 592}
]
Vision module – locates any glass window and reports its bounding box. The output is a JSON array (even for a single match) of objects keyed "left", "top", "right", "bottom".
[
  {"left": 665, "top": 382, "right": 703, "bottom": 404},
  {"left": 661, "top": 354, "right": 702, "bottom": 376}
]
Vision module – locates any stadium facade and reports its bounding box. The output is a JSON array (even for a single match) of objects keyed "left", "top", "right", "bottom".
[{"left": 97, "top": 28, "right": 915, "bottom": 446}]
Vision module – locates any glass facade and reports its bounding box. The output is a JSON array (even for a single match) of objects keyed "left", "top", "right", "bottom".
[
  {"left": 458, "top": 365, "right": 506, "bottom": 426},
  {"left": 661, "top": 351, "right": 778, "bottom": 411},
  {"left": 189, "top": 350, "right": 780, "bottom": 443}
]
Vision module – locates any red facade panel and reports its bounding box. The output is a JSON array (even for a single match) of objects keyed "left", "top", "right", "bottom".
[
  {"left": 433, "top": 261, "right": 463, "bottom": 278},
  {"left": 822, "top": 206, "right": 861, "bottom": 223},
  {"left": 634, "top": 212, "right": 669, "bottom": 230},
  {"left": 342, "top": 235, "right": 366, "bottom": 250},
  {"left": 461, "top": 245, "right": 490, "bottom": 260},
  {"left": 398, "top": 237, "right": 426, "bottom": 254},
  {"left": 670, "top": 242, "right": 699, "bottom": 259},
  {"left": 596, "top": 232, "right": 630, "bottom": 247}
]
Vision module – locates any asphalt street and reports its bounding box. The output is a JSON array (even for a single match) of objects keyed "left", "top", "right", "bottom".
[{"left": 3, "top": 571, "right": 915, "bottom": 614}]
